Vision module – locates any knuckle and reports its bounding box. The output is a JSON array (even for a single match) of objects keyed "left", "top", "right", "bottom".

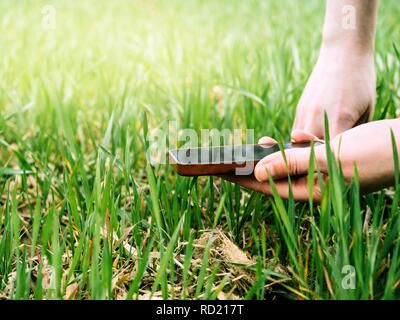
[
  {"left": 286, "top": 151, "right": 299, "bottom": 175},
  {"left": 336, "top": 109, "right": 356, "bottom": 124}
]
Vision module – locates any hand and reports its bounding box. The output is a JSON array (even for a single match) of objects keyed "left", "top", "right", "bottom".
[
  {"left": 221, "top": 119, "right": 400, "bottom": 201},
  {"left": 292, "top": 0, "right": 378, "bottom": 141},
  {"left": 292, "top": 44, "right": 376, "bottom": 142}
]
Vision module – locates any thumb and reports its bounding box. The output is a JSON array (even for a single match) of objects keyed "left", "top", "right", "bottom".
[{"left": 254, "top": 147, "right": 312, "bottom": 182}]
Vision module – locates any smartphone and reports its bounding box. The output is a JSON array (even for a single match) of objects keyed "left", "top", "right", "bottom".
[{"left": 169, "top": 142, "right": 315, "bottom": 176}]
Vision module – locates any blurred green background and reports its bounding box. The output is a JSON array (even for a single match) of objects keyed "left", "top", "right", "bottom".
[{"left": 0, "top": 0, "right": 399, "bottom": 300}]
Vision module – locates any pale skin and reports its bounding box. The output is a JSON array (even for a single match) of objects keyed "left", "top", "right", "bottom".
[{"left": 221, "top": 0, "right": 400, "bottom": 201}]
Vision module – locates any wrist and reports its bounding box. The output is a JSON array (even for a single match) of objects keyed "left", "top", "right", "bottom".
[
  {"left": 321, "top": 32, "right": 375, "bottom": 56},
  {"left": 321, "top": 0, "right": 378, "bottom": 57}
]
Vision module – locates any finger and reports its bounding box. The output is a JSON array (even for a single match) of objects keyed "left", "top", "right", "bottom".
[
  {"left": 291, "top": 129, "right": 324, "bottom": 143},
  {"left": 220, "top": 174, "right": 323, "bottom": 202},
  {"left": 272, "top": 176, "right": 312, "bottom": 201},
  {"left": 258, "top": 136, "right": 278, "bottom": 145},
  {"left": 285, "top": 175, "right": 323, "bottom": 202},
  {"left": 329, "top": 115, "right": 359, "bottom": 138},
  {"left": 219, "top": 175, "right": 273, "bottom": 195},
  {"left": 254, "top": 147, "right": 312, "bottom": 182},
  {"left": 292, "top": 113, "right": 325, "bottom": 140},
  {"left": 303, "top": 122, "right": 325, "bottom": 140}
]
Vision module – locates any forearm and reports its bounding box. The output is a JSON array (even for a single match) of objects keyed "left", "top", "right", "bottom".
[{"left": 322, "top": 0, "right": 378, "bottom": 54}]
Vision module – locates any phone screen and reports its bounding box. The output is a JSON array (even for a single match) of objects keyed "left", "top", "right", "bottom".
[{"left": 170, "top": 144, "right": 282, "bottom": 165}]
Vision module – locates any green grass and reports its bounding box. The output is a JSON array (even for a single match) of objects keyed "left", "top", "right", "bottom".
[{"left": 0, "top": 0, "right": 400, "bottom": 300}]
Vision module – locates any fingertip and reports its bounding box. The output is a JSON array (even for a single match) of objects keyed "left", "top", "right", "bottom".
[
  {"left": 258, "top": 136, "right": 278, "bottom": 145},
  {"left": 254, "top": 163, "right": 273, "bottom": 182},
  {"left": 254, "top": 165, "right": 266, "bottom": 182},
  {"left": 291, "top": 129, "right": 323, "bottom": 143}
]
